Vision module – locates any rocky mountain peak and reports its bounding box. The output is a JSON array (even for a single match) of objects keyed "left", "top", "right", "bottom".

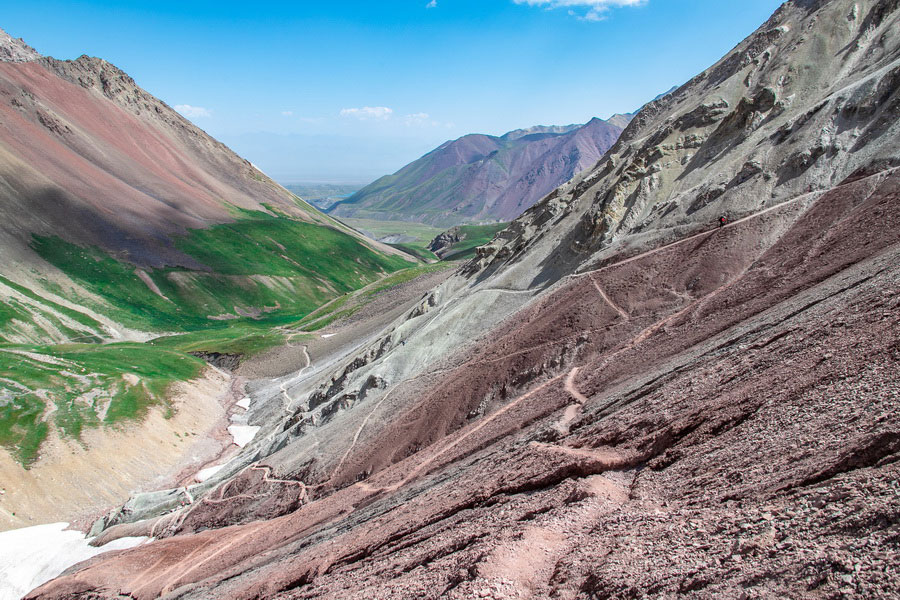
[
  {"left": 0, "top": 27, "right": 41, "bottom": 62},
  {"left": 501, "top": 123, "right": 582, "bottom": 141},
  {"left": 468, "top": 0, "right": 900, "bottom": 276}
]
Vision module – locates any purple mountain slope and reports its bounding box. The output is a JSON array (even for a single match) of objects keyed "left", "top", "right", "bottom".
[{"left": 328, "top": 115, "right": 629, "bottom": 227}]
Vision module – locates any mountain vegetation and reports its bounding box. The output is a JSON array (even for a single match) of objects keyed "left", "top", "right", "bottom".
[{"left": 0, "top": 33, "right": 414, "bottom": 466}]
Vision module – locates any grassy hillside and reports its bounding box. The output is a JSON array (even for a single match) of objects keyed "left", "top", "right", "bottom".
[
  {"left": 339, "top": 218, "right": 509, "bottom": 263},
  {"left": 290, "top": 262, "right": 454, "bottom": 332},
  {"left": 0, "top": 207, "right": 414, "bottom": 466},
  {"left": 0, "top": 343, "right": 205, "bottom": 465},
  {"left": 29, "top": 208, "right": 411, "bottom": 332},
  {"left": 0, "top": 275, "right": 109, "bottom": 345}
]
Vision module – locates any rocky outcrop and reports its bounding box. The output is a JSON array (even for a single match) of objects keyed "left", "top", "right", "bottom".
[
  {"left": 427, "top": 226, "right": 463, "bottom": 258},
  {"left": 188, "top": 352, "right": 242, "bottom": 372},
  {"left": 0, "top": 28, "right": 40, "bottom": 62}
]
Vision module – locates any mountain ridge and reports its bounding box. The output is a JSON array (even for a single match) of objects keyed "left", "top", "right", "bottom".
[
  {"left": 327, "top": 114, "right": 629, "bottom": 227},
  {"left": 0, "top": 28, "right": 40, "bottom": 62},
  {"left": 500, "top": 123, "right": 582, "bottom": 141}
]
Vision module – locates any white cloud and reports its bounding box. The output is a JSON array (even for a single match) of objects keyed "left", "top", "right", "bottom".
[
  {"left": 514, "top": 0, "right": 646, "bottom": 21},
  {"left": 403, "top": 112, "right": 430, "bottom": 125},
  {"left": 426, "top": 0, "right": 438, "bottom": 7},
  {"left": 174, "top": 104, "right": 212, "bottom": 118},
  {"left": 281, "top": 110, "right": 294, "bottom": 116},
  {"left": 340, "top": 106, "right": 394, "bottom": 120}
]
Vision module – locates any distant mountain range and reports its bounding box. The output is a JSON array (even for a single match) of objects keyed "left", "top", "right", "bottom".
[
  {"left": 327, "top": 114, "right": 633, "bottom": 227},
  {"left": 284, "top": 183, "right": 362, "bottom": 210}
]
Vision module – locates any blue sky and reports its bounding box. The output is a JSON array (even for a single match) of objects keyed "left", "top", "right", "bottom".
[{"left": 3, "top": 1, "right": 784, "bottom": 183}]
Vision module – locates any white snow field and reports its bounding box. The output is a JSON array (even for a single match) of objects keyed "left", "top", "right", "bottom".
[{"left": 0, "top": 522, "right": 146, "bottom": 599}]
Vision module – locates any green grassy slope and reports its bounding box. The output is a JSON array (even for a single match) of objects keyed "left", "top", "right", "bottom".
[
  {"left": 0, "top": 207, "right": 414, "bottom": 466},
  {"left": 0, "top": 343, "right": 205, "bottom": 465},
  {"left": 30, "top": 208, "right": 411, "bottom": 332},
  {"left": 0, "top": 275, "right": 109, "bottom": 345},
  {"left": 289, "top": 262, "right": 454, "bottom": 332}
]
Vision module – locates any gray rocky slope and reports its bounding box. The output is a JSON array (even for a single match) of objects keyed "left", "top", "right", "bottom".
[
  {"left": 0, "top": 29, "right": 40, "bottom": 62},
  {"left": 31, "top": 1, "right": 900, "bottom": 597},
  {"left": 472, "top": 0, "right": 900, "bottom": 279}
]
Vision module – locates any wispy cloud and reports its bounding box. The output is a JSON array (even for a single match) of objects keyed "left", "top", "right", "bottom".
[
  {"left": 403, "top": 112, "right": 430, "bottom": 126},
  {"left": 174, "top": 104, "right": 212, "bottom": 118},
  {"left": 281, "top": 110, "right": 294, "bottom": 116},
  {"left": 514, "top": 0, "right": 646, "bottom": 21},
  {"left": 426, "top": 0, "right": 438, "bottom": 7},
  {"left": 340, "top": 106, "right": 394, "bottom": 120}
]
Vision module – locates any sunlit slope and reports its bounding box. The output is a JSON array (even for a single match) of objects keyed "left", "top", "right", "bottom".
[
  {"left": 329, "top": 117, "right": 625, "bottom": 227},
  {"left": 0, "top": 31, "right": 414, "bottom": 468},
  {"left": 0, "top": 29, "right": 411, "bottom": 342}
]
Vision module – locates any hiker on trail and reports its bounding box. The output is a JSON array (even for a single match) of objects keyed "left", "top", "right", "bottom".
[{"left": 718, "top": 214, "right": 728, "bottom": 228}]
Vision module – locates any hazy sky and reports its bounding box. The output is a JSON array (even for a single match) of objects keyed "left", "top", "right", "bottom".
[{"left": 4, "top": 0, "right": 783, "bottom": 183}]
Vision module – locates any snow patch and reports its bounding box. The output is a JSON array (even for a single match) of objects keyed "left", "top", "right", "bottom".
[
  {"left": 235, "top": 397, "right": 251, "bottom": 410},
  {"left": 227, "top": 425, "right": 260, "bottom": 447},
  {"left": 0, "top": 522, "right": 146, "bottom": 600},
  {"left": 195, "top": 464, "right": 226, "bottom": 483}
]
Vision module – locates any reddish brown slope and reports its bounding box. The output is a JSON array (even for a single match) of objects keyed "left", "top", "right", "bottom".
[
  {"left": 0, "top": 44, "right": 304, "bottom": 268},
  {"left": 29, "top": 165, "right": 900, "bottom": 599}
]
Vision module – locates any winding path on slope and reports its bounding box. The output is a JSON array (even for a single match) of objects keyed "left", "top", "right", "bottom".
[
  {"left": 564, "top": 367, "right": 589, "bottom": 404},
  {"left": 569, "top": 184, "right": 835, "bottom": 282},
  {"left": 279, "top": 344, "right": 310, "bottom": 410},
  {"left": 555, "top": 367, "right": 589, "bottom": 434},
  {"left": 357, "top": 372, "right": 568, "bottom": 495},
  {"left": 346, "top": 186, "right": 841, "bottom": 497},
  {"left": 353, "top": 364, "right": 598, "bottom": 496},
  {"left": 588, "top": 273, "right": 629, "bottom": 320}
]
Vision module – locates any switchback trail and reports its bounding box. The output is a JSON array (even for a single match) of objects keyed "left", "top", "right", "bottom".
[{"left": 569, "top": 184, "right": 832, "bottom": 280}]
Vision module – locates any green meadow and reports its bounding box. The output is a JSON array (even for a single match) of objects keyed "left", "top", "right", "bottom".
[{"left": 0, "top": 207, "right": 416, "bottom": 466}]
